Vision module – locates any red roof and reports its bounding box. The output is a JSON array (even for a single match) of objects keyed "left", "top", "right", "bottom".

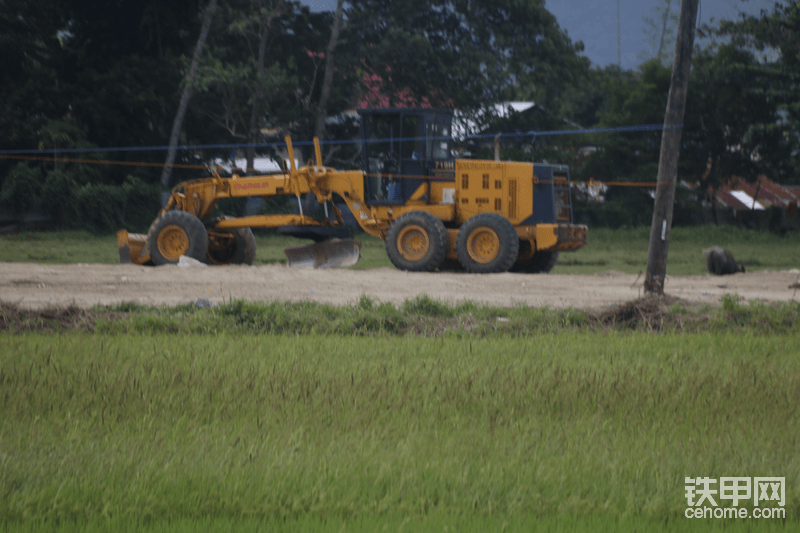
[{"left": 704, "top": 175, "right": 800, "bottom": 211}]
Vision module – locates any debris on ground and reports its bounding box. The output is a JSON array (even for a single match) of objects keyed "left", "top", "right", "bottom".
[
  {"left": 178, "top": 255, "right": 207, "bottom": 267},
  {"left": 590, "top": 294, "right": 705, "bottom": 331},
  {"left": 0, "top": 302, "right": 97, "bottom": 332}
]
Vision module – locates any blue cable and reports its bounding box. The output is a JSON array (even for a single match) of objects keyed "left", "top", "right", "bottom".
[{"left": 0, "top": 123, "right": 681, "bottom": 156}]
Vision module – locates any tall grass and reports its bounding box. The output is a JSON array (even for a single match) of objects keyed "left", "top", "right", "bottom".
[
  {"left": 2, "top": 333, "right": 797, "bottom": 527},
  {"left": 5, "top": 513, "right": 795, "bottom": 533}
]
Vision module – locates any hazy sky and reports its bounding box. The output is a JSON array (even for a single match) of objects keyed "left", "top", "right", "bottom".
[{"left": 300, "top": 0, "right": 778, "bottom": 71}]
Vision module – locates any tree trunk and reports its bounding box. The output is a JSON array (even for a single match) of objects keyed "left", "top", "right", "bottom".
[
  {"left": 160, "top": 0, "right": 218, "bottom": 189},
  {"left": 246, "top": 92, "right": 259, "bottom": 175},
  {"left": 644, "top": 0, "right": 699, "bottom": 294},
  {"left": 313, "top": 0, "right": 345, "bottom": 141},
  {"left": 246, "top": 2, "right": 285, "bottom": 174}
]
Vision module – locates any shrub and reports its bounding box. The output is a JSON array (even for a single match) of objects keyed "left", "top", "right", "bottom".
[
  {"left": 40, "top": 169, "right": 78, "bottom": 228},
  {"left": 0, "top": 163, "right": 42, "bottom": 216},
  {"left": 38, "top": 173, "right": 162, "bottom": 233},
  {"left": 121, "top": 176, "right": 162, "bottom": 232},
  {"left": 71, "top": 183, "right": 126, "bottom": 233}
]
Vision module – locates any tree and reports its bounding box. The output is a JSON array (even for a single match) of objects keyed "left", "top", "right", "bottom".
[
  {"left": 1, "top": 0, "right": 210, "bottom": 186},
  {"left": 0, "top": 0, "right": 70, "bottom": 154},
  {"left": 314, "top": 0, "right": 345, "bottom": 140},
  {"left": 58, "top": 0, "right": 204, "bottom": 184},
  {"left": 575, "top": 61, "right": 672, "bottom": 185},
  {"left": 161, "top": 0, "right": 218, "bottom": 188},
  {"left": 681, "top": 44, "right": 788, "bottom": 189},
  {"left": 706, "top": 1, "right": 800, "bottom": 183},
  {"left": 343, "top": 0, "right": 589, "bottom": 113},
  {"left": 640, "top": 0, "right": 680, "bottom": 65},
  {"left": 194, "top": 0, "right": 293, "bottom": 174},
  {"left": 460, "top": 0, "right": 590, "bottom": 108},
  {"left": 191, "top": 1, "right": 358, "bottom": 171}
]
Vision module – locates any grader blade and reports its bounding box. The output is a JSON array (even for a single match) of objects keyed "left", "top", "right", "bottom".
[
  {"left": 284, "top": 239, "right": 362, "bottom": 269},
  {"left": 117, "top": 229, "right": 151, "bottom": 265}
]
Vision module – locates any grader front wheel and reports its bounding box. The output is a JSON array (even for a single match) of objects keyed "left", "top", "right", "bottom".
[
  {"left": 396, "top": 224, "right": 431, "bottom": 262},
  {"left": 385, "top": 212, "right": 448, "bottom": 271},
  {"left": 147, "top": 210, "right": 208, "bottom": 265}
]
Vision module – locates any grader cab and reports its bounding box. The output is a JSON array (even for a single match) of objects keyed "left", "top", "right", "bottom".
[{"left": 118, "top": 108, "right": 587, "bottom": 273}]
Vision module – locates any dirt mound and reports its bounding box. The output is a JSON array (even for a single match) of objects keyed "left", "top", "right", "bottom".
[
  {"left": 591, "top": 294, "right": 709, "bottom": 331},
  {"left": 0, "top": 302, "right": 97, "bottom": 332}
]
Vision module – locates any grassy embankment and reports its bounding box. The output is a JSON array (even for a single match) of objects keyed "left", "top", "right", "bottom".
[
  {"left": 0, "top": 225, "right": 798, "bottom": 275},
  {"left": 2, "top": 332, "right": 798, "bottom": 532},
  {"left": 1, "top": 291, "right": 798, "bottom": 336}
]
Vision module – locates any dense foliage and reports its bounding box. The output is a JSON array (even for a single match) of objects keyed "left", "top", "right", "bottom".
[{"left": 1, "top": 0, "right": 797, "bottom": 231}]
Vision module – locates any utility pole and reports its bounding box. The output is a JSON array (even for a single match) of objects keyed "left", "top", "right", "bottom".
[{"left": 644, "top": 0, "right": 699, "bottom": 294}]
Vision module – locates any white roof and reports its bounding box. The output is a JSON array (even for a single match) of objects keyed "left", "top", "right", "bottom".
[
  {"left": 453, "top": 102, "right": 537, "bottom": 138},
  {"left": 213, "top": 157, "right": 282, "bottom": 174},
  {"left": 730, "top": 190, "right": 765, "bottom": 210}
]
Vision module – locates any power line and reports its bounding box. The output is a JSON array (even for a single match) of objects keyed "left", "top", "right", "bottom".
[{"left": 0, "top": 123, "right": 679, "bottom": 156}]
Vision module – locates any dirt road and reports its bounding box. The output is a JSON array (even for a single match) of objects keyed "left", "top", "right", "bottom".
[{"left": 2, "top": 262, "right": 798, "bottom": 310}]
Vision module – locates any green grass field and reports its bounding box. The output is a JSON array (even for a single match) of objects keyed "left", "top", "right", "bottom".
[
  {"left": 2, "top": 333, "right": 798, "bottom": 532},
  {"left": 1, "top": 226, "right": 799, "bottom": 531},
  {"left": 1, "top": 225, "right": 798, "bottom": 274}
]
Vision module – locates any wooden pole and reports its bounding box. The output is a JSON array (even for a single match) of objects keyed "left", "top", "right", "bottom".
[{"left": 644, "top": 0, "right": 699, "bottom": 294}]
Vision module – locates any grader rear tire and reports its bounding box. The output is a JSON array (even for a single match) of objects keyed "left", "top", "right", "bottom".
[
  {"left": 204, "top": 217, "right": 257, "bottom": 265},
  {"left": 385, "top": 212, "right": 448, "bottom": 272},
  {"left": 511, "top": 241, "right": 559, "bottom": 273},
  {"left": 512, "top": 251, "right": 560, "bottom": 273},
  {"left": 456, "top": 213, "right": 519, "bottom": 273},
  {"left": 147, "top": 210, "right": 208, "bottom": 265}
]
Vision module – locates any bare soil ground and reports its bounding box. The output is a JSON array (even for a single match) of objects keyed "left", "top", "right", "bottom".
[{"left": 2, "top": 262, "right": 799, "bottom": 310}]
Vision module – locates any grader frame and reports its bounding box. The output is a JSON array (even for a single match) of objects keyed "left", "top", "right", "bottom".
[{"left": 119, "top": 108, "right": 587, "bottom": 273}]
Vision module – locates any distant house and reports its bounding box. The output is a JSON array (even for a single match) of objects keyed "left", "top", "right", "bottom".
[
  {"left": 707, "top": 175, "right": 799, "bottom": 213},
  {"left": 213, "top": 157, "right": 282, "bottom": 175},
  {"left": 683, "top": 175, "right": 800, "bottom": 230},
  {"left": 453, "top": 102, "right": 543, "bottom": 138}
]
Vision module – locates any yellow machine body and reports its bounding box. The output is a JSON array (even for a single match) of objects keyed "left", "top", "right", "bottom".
[{"left": 120, "top": 134, "right": 587, "bottom": 272}]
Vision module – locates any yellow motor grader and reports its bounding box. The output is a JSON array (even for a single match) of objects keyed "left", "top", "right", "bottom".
[{"left": 118, "top": 108, "right": 587, "bottom": 273}]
